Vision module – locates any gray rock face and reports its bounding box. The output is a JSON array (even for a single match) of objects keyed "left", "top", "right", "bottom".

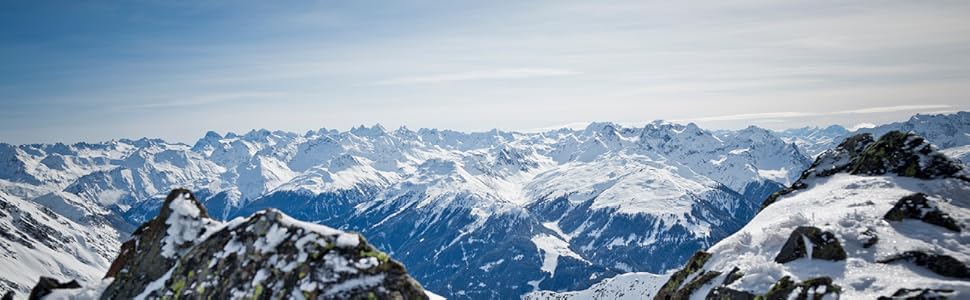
[
  {"left": 36, "top": 188, "right": 428, "bottom": 299},
  {"left": 27, "top": 277, "right": 80, "bottom": 300},
  {"left": 101, "top": 189, "right": 214, "bottom": 299},
  {"left": 877, "top": 251, "right": 970, "bottom": 279},
  {"left": 884, "top": 193, "right": 962, "bottom": 232},
  {"left": 877, "top": 288, "right": 957, "bottom": 300},
  {"left": 774, "top": 226, "right": 847, "bottom": 264},
  {"left": 140, "top": 209, "right": 427, "bottom": 299}
]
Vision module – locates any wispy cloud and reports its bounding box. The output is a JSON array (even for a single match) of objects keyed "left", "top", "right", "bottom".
[
  {"left": 678, "top": 104, "right": 955, "bottom": 122},
  {"left": 373, "top": 68, "right": 580, "bottom": 85},
  {"left": 121, "top": 92, "right": 282, "bottom": 111}
]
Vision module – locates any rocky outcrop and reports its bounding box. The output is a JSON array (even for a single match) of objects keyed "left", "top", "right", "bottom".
[
  {"left": 760, "top": 276, "right": 841, "bottom": 300},
  {"left": 27, "top": 277, "right": 80, "bottom": 300},
  {"left": 877, "top": 288, "right": 957, "bottom": 300},
  {"left": 849, "top": 131, "right": 964, "bottom": 179},
  {"left": 101, "top": 189, "right": 216, "bottom": 299},
  {"left": 763, "top": 131, "right": 967, "bottom": 210},
  {"left": 884, "top": 193, "right": 962, "bottom": 232},
  {"left": 654, "top": 251, "right": 715, "bottom": 300},
  {"left": 877, "top": 251, "right": 970, "bottom": 279},
  {"left": 31, "top": 188, "right": 429, "bottom": 299},
  {"left": 774, "top": 226, "right": 847, "bottom": 263}
]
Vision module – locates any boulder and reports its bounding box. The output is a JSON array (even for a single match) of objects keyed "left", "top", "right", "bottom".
[
  {"left": 884, "top": 193, "right": 961, "bottom": 232},
  {"left": 774, "top": 226, "right": 847, "bottom": 263},
  {"left": 762, "top": 276, "right": 841, "bottom": 300},
  {"left": 27, "top": 277, "right": 80, "bottom": 300},
  {"left": 860, "top": 228, "right": 879, "bottom": 248},
  {"left": 876, "top": 288, "right": 956, "bottom": 300},
  {"left": 878, "top": 251, "right": 970, "bottom": 279}
]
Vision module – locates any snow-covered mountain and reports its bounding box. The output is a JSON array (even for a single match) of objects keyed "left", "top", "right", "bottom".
[
  {"left": 776, "top": 112, "right": 970, "bottom": 163},
  {"left": 652, "top": 131, "right": 970, "bottom": 299},
  {"left": 0, "top": 120, "right": 811, "bottom": 298},
  {"left": 2, "top": 112, "right": 967, "bottom": 299},
  {"left": 773, "top": 125, "right": 850, "bottom": 157},
  {"left": 0, "top": 190, "right": 122, "bottom": 295}
]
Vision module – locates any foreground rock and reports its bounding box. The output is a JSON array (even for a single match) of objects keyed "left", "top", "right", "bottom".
[
  {"left": 30, "top": 189, "right": 429, "bottom": 299},
  {"left": 773, "top": 226, "right": 846, "bottom": 263},
  {"left": 652, "top": 131, "right": 970, "bottom": 299}
]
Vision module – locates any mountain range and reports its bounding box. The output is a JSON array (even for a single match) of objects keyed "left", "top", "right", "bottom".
[{"left": 1, "top": 111, "right": 968, "bottom": 299}]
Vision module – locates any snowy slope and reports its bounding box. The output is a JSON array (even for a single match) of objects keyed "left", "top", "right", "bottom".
[
  {"left": 523, "top": 272, "right": 670, "bottom": 300},
  {"left": 652, "top": 131, "right": 970, "bottom": 299},
  {"left": 773, "top": 125, "right": 850, "bottom": 158},
  {"left": 0, "top": 191, "right": 121, "bottom": 295}
]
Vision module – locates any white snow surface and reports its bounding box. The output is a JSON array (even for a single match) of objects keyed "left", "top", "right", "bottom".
[
  {"left": 691, "top": 173, "right": 970, "bottom": 299},
  {"left": 0, "top": 191, "right": 120, "bottom": 295},
  {"left": 532, "top": 233, "right": 590, "bottom": 277},
  {"left": 523, "top": 271, "right": 670, "bottom": 300}
]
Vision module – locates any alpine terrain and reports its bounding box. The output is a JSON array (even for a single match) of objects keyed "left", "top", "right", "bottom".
[
  {"left": 1, "top": 112, "right": 968, "bottom": 299},
  {"left": 530, "top": 130, "right": 970, "bottom": 299}
]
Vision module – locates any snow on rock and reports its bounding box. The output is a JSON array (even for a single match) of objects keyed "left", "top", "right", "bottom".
[
  {"left": 32, "top": 188, "right": 430, "bottom": 300},
  {"left": 523, "top": 271, "right": 670, "bottom": 300},
  {"left": 653, "top": 131, "right": 970, "bottom": 299}
]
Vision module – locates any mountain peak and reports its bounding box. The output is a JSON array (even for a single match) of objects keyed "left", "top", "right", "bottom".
[{"left": 42, "top": 189, "right": 430, "bottom": 299}]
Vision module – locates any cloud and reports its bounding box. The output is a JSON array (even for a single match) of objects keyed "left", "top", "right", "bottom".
[
  {"left": 373, "top": 68, "right": 580, "bottom": 85},
  {"left": 121, "top": 92, "right": 282, "bottom": 111},
  {"left": 678, "top": 104, "right": 955, "bottom": 122}
]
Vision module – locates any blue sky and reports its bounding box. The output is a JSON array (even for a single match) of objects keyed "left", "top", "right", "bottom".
[{"left": 2, "top": 1, "right": 970, "bottom": 144}]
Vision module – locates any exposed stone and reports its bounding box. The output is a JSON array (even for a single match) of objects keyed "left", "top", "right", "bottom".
[
  {"left": 101, "top": 188, "right": 210, "bottom": 299},
  {"left": 722, "top": 267, "right": 743, "bottom": 286},
  {"left": 860, "top": 228, "right": 879, "bottom": 248},
  {"left": 876, "top": 288, "right": 957, "bottom": 300},
  {"left": 36, "top": 188, "right": 430, "bottom": 299},
  {"left": 878, "top": 251, "right": 970, "bottom": 279},
  {"left": 762, "top": 131, "right": 968, "bottom": 210},
  {"left": 2, "top": 291, "right": 13, "bottom": 300},
  {"left": 705, "top": 286, "right": 756, "bottom": 300},
  {"left": 849, "top": 132, "right": 963, "bottom": 179},
  {"left": 141, "top": 209, "right": 428, "bottom": 299},
  {"left": 762, "top": 276, "right": 841, "bottom": 300},
  {"left": 654, "top": 251, "right": 714, "bottom": 300},
  {"left": 774, "top": 226, "right": 846, "bottom": 263},
  {"left": 884, "top": 193, "right": 961, "bottom": 232},
  {"left": 28, "top": 277, "right": 80, "bottom": 300}
]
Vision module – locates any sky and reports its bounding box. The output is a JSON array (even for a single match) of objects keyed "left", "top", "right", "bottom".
[{"left": 2, "top": 0, "right": 970, "bottom": 144}]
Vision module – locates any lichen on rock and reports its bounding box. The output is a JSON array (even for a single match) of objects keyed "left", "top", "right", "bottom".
[
  {"left": 34, "top": 188, "right": 428, "bottom": 299},
  {"left": 884, "top": 193, "right": 962, "bottom": 232}
]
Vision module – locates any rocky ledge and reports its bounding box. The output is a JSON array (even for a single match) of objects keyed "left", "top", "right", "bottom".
[{"left": 26, "top": 189, "right": 429, "bottom": 300}]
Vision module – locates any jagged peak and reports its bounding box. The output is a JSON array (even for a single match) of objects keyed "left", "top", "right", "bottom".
[
  {"left": 350, "top": 123, "right": 387, "bottom": 137},
  {"left": 203, "top": 130, "right": 222, "bottom": 140},
  {"left": 583, "top": 121, "right": 619, "bottom": 135},
  {"left": 81, "top": 188, "right": 429, "bottom": 299}
]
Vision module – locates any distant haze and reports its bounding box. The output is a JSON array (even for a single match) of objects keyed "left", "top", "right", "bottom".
[{"left": 2, "top": 1, "right": 969, "bottom": 144}]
